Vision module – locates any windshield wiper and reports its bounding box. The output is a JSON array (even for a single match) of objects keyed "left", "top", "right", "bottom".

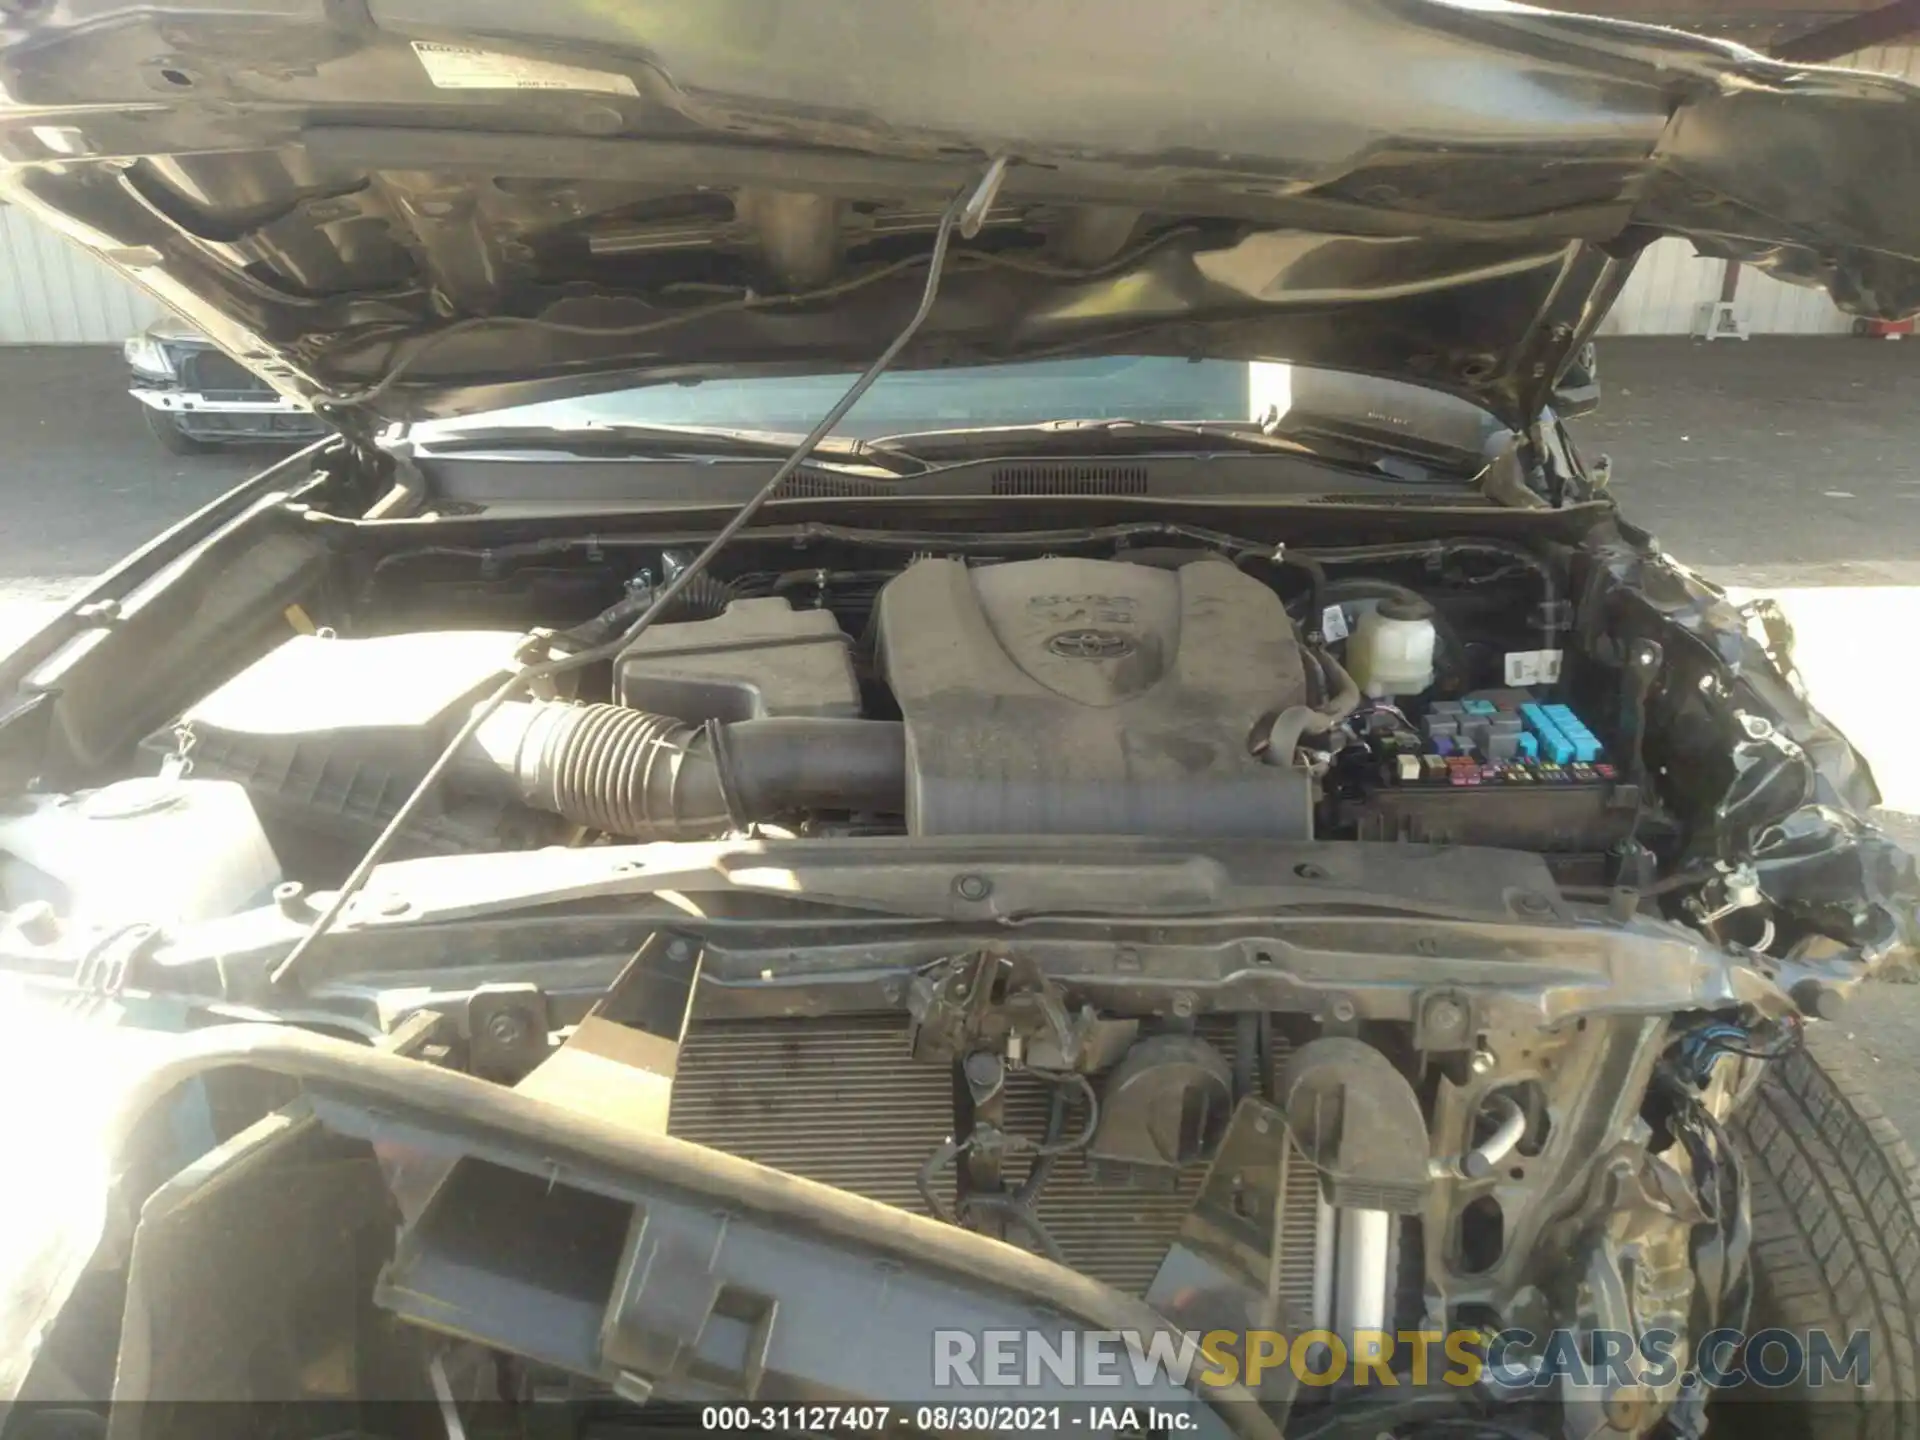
[
  {"left": 409, "top": 421, "right": 929, "bottom": 476},
  {"left": 867, "top": 418, "right": 1470, "bottom": 480},
  {"left": 410, "top": 417, "right": 1476, "bottom": 483}
]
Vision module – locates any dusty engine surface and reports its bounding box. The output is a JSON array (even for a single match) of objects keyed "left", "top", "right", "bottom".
[
  {"left": 877, "top": 556, "right": 1313, "bottom": 837},
  {"left": 147, "top": 552, "right": 1321, "bottom": 860}
]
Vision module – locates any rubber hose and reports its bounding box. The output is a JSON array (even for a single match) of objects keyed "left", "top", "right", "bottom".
[
  {"left": 1264, "top": 648, "right": 1362, "bottom": 763},
  {"left": 469, "top": 700, "right": 904, "bottom": 838},
  {"left": 1312, "top": 647, "right": 1362, "bottom": 729},
  {"left": 1285, "top": 553, "right": 1328, "bottom": 633},
  {"left": 654, "top": 570, "right": 735, "bottom": 621},
  {"left": 563, "top": 572, "right": 736, "bottom": 650}
]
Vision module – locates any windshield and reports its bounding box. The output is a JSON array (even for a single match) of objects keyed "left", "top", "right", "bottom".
[{"left": 412, "top": 357, "right": 1503, "bottom": 455}]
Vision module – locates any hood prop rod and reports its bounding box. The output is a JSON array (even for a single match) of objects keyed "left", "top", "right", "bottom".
[{"left": 268, "top": 158, "right": 1009, "bottom": 988}]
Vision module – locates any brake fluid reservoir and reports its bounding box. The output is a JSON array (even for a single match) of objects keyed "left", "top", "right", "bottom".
[
  {"left": 1346, "top": 598, "right": 1438, "bottom": 698},
  {"left": 0, "top": 776, "right": 280, "bottom": 928}
]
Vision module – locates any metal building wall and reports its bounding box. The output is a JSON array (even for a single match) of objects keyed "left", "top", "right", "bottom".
[
  {"left": 0, "top": 203, "right": 163, "bottom": 344},
  {"left": 1599, "top": 238, "right": 1853, "bottom": 337},
  {"left": 1604, "top": 42, "right": 1920, "bottom": 335}
]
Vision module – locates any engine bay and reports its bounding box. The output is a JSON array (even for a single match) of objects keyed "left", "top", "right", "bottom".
[
  {"left": 1, "top": 529, "right": 1663, "bottom": 930},
  {"left": 4, "top": 495, "right": 1917, "bottom": 1437}
]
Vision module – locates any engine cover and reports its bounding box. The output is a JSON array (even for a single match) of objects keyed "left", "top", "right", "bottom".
[{"left": 876, "top": 556, "right": 1312, "bottom": 836}]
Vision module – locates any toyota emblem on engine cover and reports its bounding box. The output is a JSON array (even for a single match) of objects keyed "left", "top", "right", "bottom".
[{"left": 1048, "top": 629, "right": 1135, "bottom": 660}]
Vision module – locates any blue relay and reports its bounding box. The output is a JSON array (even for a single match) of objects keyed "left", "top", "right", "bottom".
[
  {"left": 1400, "top": 693, "right": 1613, "bottom": 787},
  {"left": 1349, "top": 690, "right": 1639, "bottom": 859}
]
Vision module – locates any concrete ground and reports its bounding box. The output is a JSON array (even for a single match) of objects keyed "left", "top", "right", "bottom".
[
  {"left": 0, "top": 348, "right": 260, "bottom": 654},
  {"left": 1578, "top": 337, "right": 1920, "bottom": 589},
  {"left": 1, "top": 337, "right": 1918, "bottom": 1126}
]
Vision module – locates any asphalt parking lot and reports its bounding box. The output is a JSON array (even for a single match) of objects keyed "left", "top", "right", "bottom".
[
  {"left": 0, "top": 345, "right": 258, "bottom": 646},
  {"left": 1578, "top": 337, "right": 1920, "bottom": 587},
  {"left": 2, "top": 335, "right": 1918, "bottom": 1127}
]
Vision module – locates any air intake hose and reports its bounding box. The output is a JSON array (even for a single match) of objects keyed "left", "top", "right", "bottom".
[{"left": 467, "top": 700, "right": 904, "bottom": 838}]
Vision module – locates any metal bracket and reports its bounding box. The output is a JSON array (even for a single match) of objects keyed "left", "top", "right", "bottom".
[
  {"left": 464, "top": 983, "right": 550, "bottom": 1082},
  {"left": 1413, "top": 988, "right": 1474, "bottom": 1053},
  {"left": 594, "top": 929, "right": 704, "bottom": 1041}
]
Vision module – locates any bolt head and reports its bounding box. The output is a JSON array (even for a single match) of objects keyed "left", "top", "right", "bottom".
[
  {"left": 1171, "top": 992, "right": 1196, "bottom": 1019},
  {"left": 964, "top": 1052, "right": 1003, "bottom": 1088},
  {"left": 1427, "top": 999, "right": 1465, "bottom": 1034},
  {"left": 485, "top": 1010, "right": 531, "bottom": 1046},
  {"left": 1329, "top": 996, "right": 1357, "bottom": 1024},
  {"left": 954, "top": 873, "right": 993, "bottom": 901},
  {"left": 1470, "top": 1048, "right": 1497, "bottom": 1075}
]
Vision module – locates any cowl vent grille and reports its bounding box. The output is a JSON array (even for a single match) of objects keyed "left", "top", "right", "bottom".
[
  {"left": 774, "top": 470, "right": 891, "bottom": 498},
  {"left": 989, "top": 463, "right": 1150, "bottom": 496}
]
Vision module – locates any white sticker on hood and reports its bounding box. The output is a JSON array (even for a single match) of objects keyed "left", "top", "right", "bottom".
[{"left": 411, "top": 41, "right": 639, "bottom": 97}]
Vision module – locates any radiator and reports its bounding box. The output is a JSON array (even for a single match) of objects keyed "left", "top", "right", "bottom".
[{"left": 668, "top": 1013, "right": 1322, "bottom": 1308}]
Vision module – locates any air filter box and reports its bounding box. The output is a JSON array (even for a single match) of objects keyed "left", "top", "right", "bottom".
[
  {"left": 614, "top": 597, "right": 860, "bottom": 722},
  {"left": 147, "top": 630, "right": 547, "bottom": 854}
]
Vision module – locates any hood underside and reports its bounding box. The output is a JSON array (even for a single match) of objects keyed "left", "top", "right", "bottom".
[{"left": 5, "top": 0, "right": 1920, "bottom": 427}]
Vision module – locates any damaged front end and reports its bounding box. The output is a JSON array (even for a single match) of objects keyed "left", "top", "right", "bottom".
[
  {"left": 1583, "top": 532, "right": 1920, "bottom": 997},
  {"left": 0, "top": 1018, "right": 1258, "bottom": 1440},
  {"left": 0, "top": 818, "right": 1857, "bottom": 1440},
  {"left": 1, "top": 0, "right": 1918, "bottom": 1425},
  {"left": 0, "top": 487, "right": 1915, "bottom": 1440}
]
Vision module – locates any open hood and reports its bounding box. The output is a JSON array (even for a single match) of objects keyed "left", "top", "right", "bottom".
[{"left": 4, "top": 0, "right": 1920, "bottom": 428}]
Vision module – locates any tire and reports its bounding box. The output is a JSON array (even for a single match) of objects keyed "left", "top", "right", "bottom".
[
  {"left": 143, "top": 407, "right": 210, "bottom": 455},
  {"left": 1724, "top": 1023, "right": 1920, "bottom": 1439}
]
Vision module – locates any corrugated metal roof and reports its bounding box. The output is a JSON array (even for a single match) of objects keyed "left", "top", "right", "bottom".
[{"left": 0, "top": 202, "right": 162, "bottom": 344}]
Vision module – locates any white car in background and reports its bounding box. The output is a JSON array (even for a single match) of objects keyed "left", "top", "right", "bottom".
[{"left": 122, "top": 314, "right": 330, "bottom": 453}]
